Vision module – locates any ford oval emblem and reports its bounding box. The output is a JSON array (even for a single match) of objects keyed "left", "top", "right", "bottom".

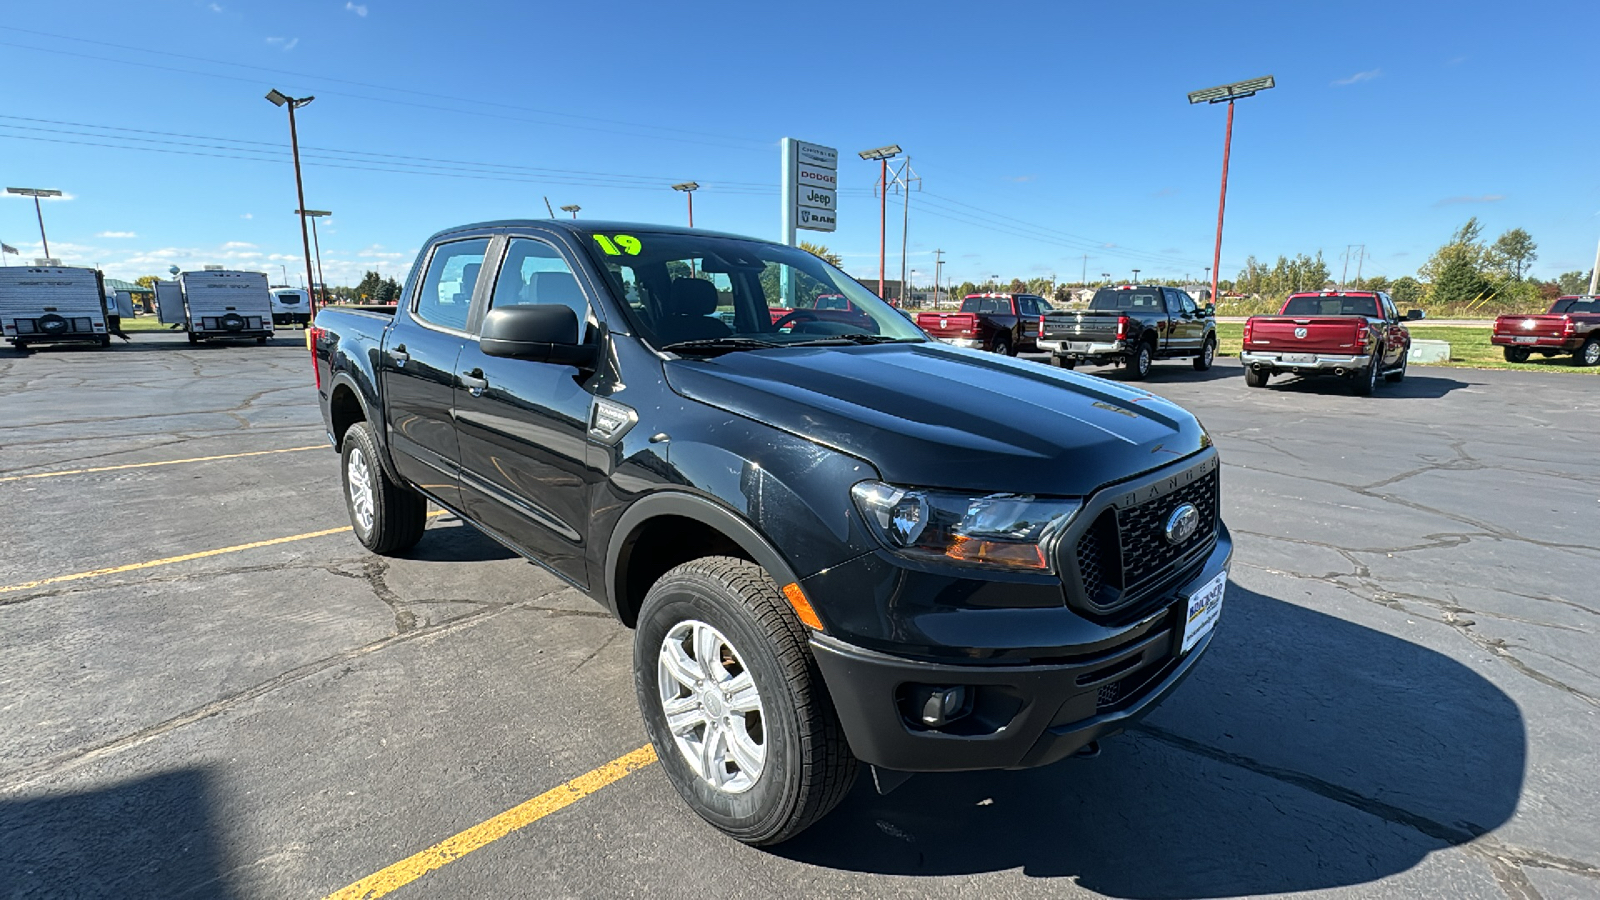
[
  {"left": 1294, "top": 327, "right": 1308, "bottom": 339},
  {"left": 1165, "top": 503, "right": 1200, "bottom": 545}
]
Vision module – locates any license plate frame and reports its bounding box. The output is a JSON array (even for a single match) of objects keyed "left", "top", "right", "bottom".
[
  {"left": 1282, "top": 353, "right": 1316, "bottom": 364},
  {"left": 1178, "top": 569, "right": 1227, "bottom": 655},
  {"left": 1513, "top": 336, "right": 1538, "bottom": 344}
]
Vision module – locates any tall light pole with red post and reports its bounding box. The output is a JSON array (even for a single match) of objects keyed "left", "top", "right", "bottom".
[
  {"left": 859, "top": 145, "right": 901, "bottom": 299},
  {"left": 265, "top": 90, "right": 318, "bottom": 316},
  {"left": 672, "top": 182, "right": 699, "bottom": 227},
  {"left": 1188, "top": 76, "right": 1275, "bottom": 307}
]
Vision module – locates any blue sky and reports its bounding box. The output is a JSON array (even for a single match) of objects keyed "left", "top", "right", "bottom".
[{"left": 2, "top": 0, "right": 1596, "bottom": 289}]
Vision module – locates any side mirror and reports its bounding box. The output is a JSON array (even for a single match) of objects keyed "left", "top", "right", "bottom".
[
  {"left": 1406, "top": 309, "right": 1426, "bottom": 321},
  {"left": 480, "top": 304, "right": 595, "bottom": 365}
]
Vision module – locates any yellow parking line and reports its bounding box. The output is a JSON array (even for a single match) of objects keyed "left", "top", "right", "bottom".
[
  {"left": 0, "top": 445, "right": 325, "bottom": 483},
  {"left": 324, "top": 744, "right": 658, "bottom": 900},
  {"left": 0, "top": 511, "right": 445, "bottom": 596}
]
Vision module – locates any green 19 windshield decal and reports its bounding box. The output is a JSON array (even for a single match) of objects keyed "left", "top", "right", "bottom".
[{"left": 593, "top": 234, "right": 642, "bottom": 256}]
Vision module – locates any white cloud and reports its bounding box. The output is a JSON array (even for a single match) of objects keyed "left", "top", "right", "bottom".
[
  {"left": 345, "top": 1, "right": 368, "bottom": 16},
  {"left": 222, "top": 241, "right": 257, "bottom": 249},
  {"left": 265, "top": 36, "right": 300, "bottom": 51},
  {"left": 97, "top": 231, "right": 137, "bottom": 238},
  {"left": 240, "top": 213, "right": 253, "bottom": 219},
  {"left": 1332, "top": 69, "right": 1381, "bottom": 86},
  {"left": 208, "top": 2, "right": 222, "bottom": 11}
]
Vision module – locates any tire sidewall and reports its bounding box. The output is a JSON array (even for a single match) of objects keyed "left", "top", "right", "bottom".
[
  {"left": 634, "top": 577, "right": 805, "bottom": 840},
  {"left": 1583, "top": 340, "right": 1600, "bottom": 367},
  {"left": 1132, "top": 343, "right": 1152, "bottom": 378},
  {"left": 1196, "top": 336, "right": 1215, "bottom": 370},
  {"left": 993, "top": 336, "right": 1011, "bottom": 356},
  {"left": 341, "top": 424, "right": 382, "bottom": 547}
]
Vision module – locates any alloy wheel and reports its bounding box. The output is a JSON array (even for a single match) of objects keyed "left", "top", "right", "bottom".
[
  {"left": 658, "top": 619, "right": 767, "bottom": 794},
  {"left": 347, "top": 446, "right": 376, "bottom": 533}
]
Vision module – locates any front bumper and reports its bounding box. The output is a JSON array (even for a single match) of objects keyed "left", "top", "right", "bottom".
[
  {"left": 1240, "top": 350, "right": 1371, "bottom": 373},
  {"left": 810, "top": 537, "right": 1231, "bottom": 772}
]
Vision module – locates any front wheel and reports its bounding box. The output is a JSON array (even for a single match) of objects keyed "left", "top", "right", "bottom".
[
  {"left": 1503, "top": 346, "right": 1530, "bottom": 364},
  {"left": 1126, "top": 342, "right": 1153, "bottom": 380},
  {"left": 635, "top": 557, "right": 857, "bottom": 846},
  {"left": 1576, "top": 338, "right": 1600, "bottom": 367},
  {"left": 1193, "top": 336, "right": 1216, "bottom": 371},
  {"left": 341, "top": 422, "right": 428, "bottom": 555}
]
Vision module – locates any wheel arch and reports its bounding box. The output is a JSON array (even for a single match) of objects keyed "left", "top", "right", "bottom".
[{"left": 604, "top": 492, "right": 802, "bottom": 628}]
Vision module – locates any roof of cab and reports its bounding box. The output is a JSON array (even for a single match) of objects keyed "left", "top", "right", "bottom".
[{"left": 425, "top": 219, "right": 767, "bottom": 244}]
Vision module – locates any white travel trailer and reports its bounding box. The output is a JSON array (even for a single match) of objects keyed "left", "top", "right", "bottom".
[
  {"left": 177, "top": 269, "right": 275, "bottom": 344},
  {"left": 0, "top": 265, "right": 112, "bottom": 349},
  {"left": 269, "top": 287, "right": 312, "bottom": 327}
]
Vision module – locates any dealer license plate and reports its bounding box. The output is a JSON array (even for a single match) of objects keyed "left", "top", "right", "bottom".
[
  {"left": 1513, "top": 336, "right": 1538, "bottom": 344},
  {"left": 1282, "top": 353, "right": 1316, "bottom": 364},
  {"left": 1068, "top": 342, "right": 1092, "bottom": 353},
  {"left": 1180, "top": 569, "right": 1227, "bottom": 655}
]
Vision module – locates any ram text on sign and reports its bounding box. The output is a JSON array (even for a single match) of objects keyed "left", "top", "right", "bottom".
[{"left": 798, "top": 207, "right": 836, "bottom": 232}]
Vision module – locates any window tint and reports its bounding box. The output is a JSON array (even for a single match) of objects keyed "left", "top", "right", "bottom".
[
  {"left": 1090, "top": 289, "right": 1164, "bottom": 311},
  {"left": 1282, "top": 295, "right": 1380, "bottom": 317},
  {"left": 415, "top": 238, "right": 489, "bottom": 331},
  {"left": 1381, "top": 296, "right": 1398, "bottom": 320},
  {"left": 490, "top": 238, "right": 590, "bottom": 328},
  {"left": 1177, "top": 291, "right": 1198, "bottom": 315},
  {"left": 1018, "top": 297, "right": 1038, "bottom": 316}
]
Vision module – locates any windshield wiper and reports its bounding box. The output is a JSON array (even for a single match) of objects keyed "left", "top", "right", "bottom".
[
  {"left": 784, "top": 334, "right": 922, "bottom": 346},
  {"left": 660, "top": 337, "right": 785, "bottom": 355}
]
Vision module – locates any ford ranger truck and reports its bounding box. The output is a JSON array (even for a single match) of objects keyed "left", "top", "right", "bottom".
[
  {"left": 1491, "top": 295, "right": 1600, "bottom": 366},
  {"left": 1040, "top": 285, "right": 1217, "bottom": 378},
  {"left": 1240, "top": 290, "right": 1422, "bottom": 395},
  {"left": 914, "top": 293, "right": 1050, "bottom": 355},
  {"left": 311, "top": 221, "right": 1231, "bottom": 845}
]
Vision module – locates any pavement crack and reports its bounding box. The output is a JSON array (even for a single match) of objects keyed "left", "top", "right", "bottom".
[{"left": 360, "top": 558, "right": 416, "bottom": 634}]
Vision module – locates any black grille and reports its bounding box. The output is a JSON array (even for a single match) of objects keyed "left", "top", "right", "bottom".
[
  {"left": 1076, "top": 525, "right": 1107, "bottom": 598},
  {"left": 1117, "top": 467, "right": 1218, "bottom": 590}
]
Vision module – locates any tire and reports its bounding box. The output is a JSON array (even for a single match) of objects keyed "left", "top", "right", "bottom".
[
  {"left": 1193, "top": 336, "right": 1216, "bottom": 371},
  {"left": 992, "top": 335, "right": 1012, "bottom": 356},
  {"left": 1352, "top": 349, "right": 1380, "bottom": 396},
  {"left": 187, "top": 332, "right": 199, "bottom": 344},
  {"left": 1244, "top": 367, "right": 1269, "bottom": 388},
  {"left": 341, "top": 421, "right": 428, "bottom": 555},
  {"left": 256, "top": 336, "right": 269, "bottom": 344},
  {"left": 1052, "top": 355, "right": 1076, "bottom": 370},
  {"left": 1127, "top": 341, "right": 1154, "bottom": 380},
  {"left": 99, "top": 334, "right": 112, "bottom": 348},
  {"left": 1576, "top": 338, "right": 1600, "bottom": 367},
  {"left": 635, "top": 557, "right": 857, "bottom": 846},
  {"left": 1502, "top": 346, "right": 1530, "bottom": 364},
  {"left": 1385, "top": 348, "right": 1408, "bottom": 382}
]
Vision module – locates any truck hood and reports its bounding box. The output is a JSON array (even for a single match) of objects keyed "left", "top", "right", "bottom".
[{"left": 663, "top": 343, "right": 1208, "bottom": 494}]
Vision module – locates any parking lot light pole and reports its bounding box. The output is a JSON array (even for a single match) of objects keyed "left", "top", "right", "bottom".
[
  {"left": 265, "top": 89, "right": 318, "bottom": 316},
  {"left": 671, "top": 182, "right": 699, "bottom": 227},
  {"left": 6, "top": 187, "right": 63, "bottom": 259},
  {"left": 560, "top": 204, "right": 581, "bottom": 219},
  {"left": 1188, "top": 75, "right": 1275, "bottom": 309},
  {"left": 296, "top": 210, "right": 331, "bottom": 305},
  {"left": 859, "top": 145, "right": 901, "bottom": 300}
]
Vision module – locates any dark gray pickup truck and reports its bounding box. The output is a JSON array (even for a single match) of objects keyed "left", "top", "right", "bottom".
[
  {"left": 1040, "top": 285, "right": 1218, "bottom": 378},
  {"left": 309, "top": 220, "right": 1232, "bottom": 845}
]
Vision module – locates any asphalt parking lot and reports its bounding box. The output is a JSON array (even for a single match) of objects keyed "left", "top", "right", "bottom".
[{"left": 2, "top": 332, "right": 1597, "bottom": 899}]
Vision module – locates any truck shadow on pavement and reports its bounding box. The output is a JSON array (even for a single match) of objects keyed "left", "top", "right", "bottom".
[
  {"left": 0, "top": 767, "right": 240, "bottom": 899},
  {"left": 777, "top": 583, "right": 1525, "bottom": 898},
  {"left": 1254, "top": 371, "right": 1471, "bottom": 399},
  {"left": 409, "top": 519, "right": 520, "bottom": 562}
]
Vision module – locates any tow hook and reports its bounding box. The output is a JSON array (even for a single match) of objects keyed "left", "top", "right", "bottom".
[{"left": 1073, "top": 740, "right": 1101, "bottom": 759}]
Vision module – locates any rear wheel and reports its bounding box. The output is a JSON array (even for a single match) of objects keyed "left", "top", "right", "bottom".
[
  {"left": 1193, "top": 336, "right": 1216, "bottom": 371},
  {"left": 1244, "top": 367, "right": 1269, "bottom": 388},
  {"left": 1576, "top": 338, "right": 1600, "bottom": 367},
  {"left": 256, "top": 336, "right": 269, "bottom": 344},
  {"left": 1126, "top": 341, "right": 1153, "bottom": 380},
  {"left": 635, "top": 557, "right": 857, "bottom": 846},
  {"left": 1353, "top": 349, "right": 1380, "bottom": 396},
  {"left": 1052, "top": 355, "right": 1076, "bottom": 370},
  {"left": 341, "top": 422, "right": 428, "bottom": 555},
  {"left": 1503, "top": 346, "right": 1531, "bottom": 363},
  {"left": 992, "top": 334, "right": 1013, "bottom": 356},
  {"left": 187, "top": 332, "right": 199, "bottom": 344},
  {"left": 99, "top": 334, "right": 112, "bottom": 348}
]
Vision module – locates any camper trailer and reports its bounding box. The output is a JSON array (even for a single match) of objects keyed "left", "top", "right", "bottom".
[
  {"left": 177, "top": 269, "right": 275, "bottom": 344},
  {"left": 0, "top": 265, "right": 113, "bottom": 349},
  {"left": 269, "top": 287, "right": 311, "bottom": 327}
]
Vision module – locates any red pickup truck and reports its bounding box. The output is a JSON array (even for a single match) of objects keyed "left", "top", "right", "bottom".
[
  {"left": 915, "top": 293, "right": 1051, "bottom": 355},
  {"left": 1491, "top": 296, "right": 1600, "bottom": 366},
  {"left": 1240, "top": 291, "right": 1422, "bottom": 395}
]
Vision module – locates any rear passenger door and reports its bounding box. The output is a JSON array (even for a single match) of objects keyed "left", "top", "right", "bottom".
[
  {"left": 452, "top": 234, "right": 602, "bottom": 586},
  {"left": 1380, "top": 294, "right": 1408, "bottom": 369},
  {"left": 1016, "top": 296, "right": 1040, "bottom": 348},
  {"left": 1168, "top": 289, "right": 1203, "bottom": 353},
  {"left": 382, "top": 236, "right": 490, "bottom": 510}
]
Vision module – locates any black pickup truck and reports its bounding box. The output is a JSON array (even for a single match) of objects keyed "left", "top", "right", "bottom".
[
  {"left": 1040, "top": 285, "right": 1217, "bottom": 378},
  {"left": 310, "top": 220, "right": 1232, "bottom": 845}
]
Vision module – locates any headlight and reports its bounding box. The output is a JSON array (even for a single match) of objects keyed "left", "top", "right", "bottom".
[{"left": 851, "top": 481, "right": 1081, "bottom": 572}]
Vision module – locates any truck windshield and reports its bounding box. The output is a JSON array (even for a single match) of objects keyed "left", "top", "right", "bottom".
[
  {"left": 581, "top": 230, "right": 925, "bottom": 352},
  {"left": 1282, "top": 296, "right": 1379, "bottom": 317},
  {"left": 1089, "top": 289, "right": 1162, "bottom": 311}
]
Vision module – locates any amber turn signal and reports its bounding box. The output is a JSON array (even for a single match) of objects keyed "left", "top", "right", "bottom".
[{"left": 781, "top": 582, "right": 824, "bottom": 630}]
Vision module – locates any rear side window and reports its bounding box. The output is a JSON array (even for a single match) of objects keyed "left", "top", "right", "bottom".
[
  {"left": 415, "top": 238, "right": 490, "bottom": 331},
  {"left": 490, "top": 238, "right": 590, "bottom": 328},
  {"left": 1018, "top": 297, "right": 1038, "bottom": 316}
]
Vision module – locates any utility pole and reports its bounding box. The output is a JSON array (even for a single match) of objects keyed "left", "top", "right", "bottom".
[
  {"left": 858, "top": 145, "right": 901, "bottom": 300},
  {"left": 1353, "top": 245, "right": 1366, "bottom": 287},
  {"left": 890, "top": 157, "right": 920, "bottom": 306},
  {"left": 1340, "top": 244, "right": 1354, "bottom": 289},
  {"left": 1588, "top": 235, "right": 1599, "bottom": 295},
  {"left": 1081, "top": 254, "right": 1088, "bottom": 287},
  {"left": 932, "top": 249, "right": 944, "bottom": 307},
  {"left": 264, "top": 90, "right": 318, "bottom": 316}
]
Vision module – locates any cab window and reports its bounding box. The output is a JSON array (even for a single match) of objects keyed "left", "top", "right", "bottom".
[{"left": 415, "top": 238, "right": 489, "bottom": 331}]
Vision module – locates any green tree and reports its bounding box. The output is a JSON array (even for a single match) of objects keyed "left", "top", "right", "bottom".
[
  {"left": 1358, "top": 275, "right": 1390, "bottom": 293},
  {"left": 135, "top": 275, "right": 163, "bottom": 290},
  {"left": 353, "top": 270, "right": 384, "bottom": 302},
  {"left": 1555, "top": 270, "right": 1593, "bottom": 295},
  {"left": 1419, "top": 218, "right": 1485, "bottom": 282},
  {"left": 1486, "top": 228, "right": 1537, "bottom": 280},
  {"left": 1431, "top": 252, "right": 1492, "bottom": 305},
  {"left": 797, "top": 241, "right": 841, "bottom": 267},
  {"left": 1390, "top": 276, "right": 1424, "bottom": 306},
  {"left": 955, "top": 281, "right": 978, "bottom": 302}
]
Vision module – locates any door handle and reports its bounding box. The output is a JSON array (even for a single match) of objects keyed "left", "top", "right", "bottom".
[
  {"left": 391, "top": 344, "right": 409, "bottom": 367},
  {"left": 460, "top": 368, "right": 488, "bottom": 397}
]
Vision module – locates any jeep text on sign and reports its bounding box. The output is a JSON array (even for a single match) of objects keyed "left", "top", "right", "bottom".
[{"left": 799, "top": 187, "right": 835, "bottom": 211}]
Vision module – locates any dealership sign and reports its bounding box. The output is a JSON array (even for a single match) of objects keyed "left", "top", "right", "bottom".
[{"left": 783, "top": 138, "right": 838, "bottom": 234}]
